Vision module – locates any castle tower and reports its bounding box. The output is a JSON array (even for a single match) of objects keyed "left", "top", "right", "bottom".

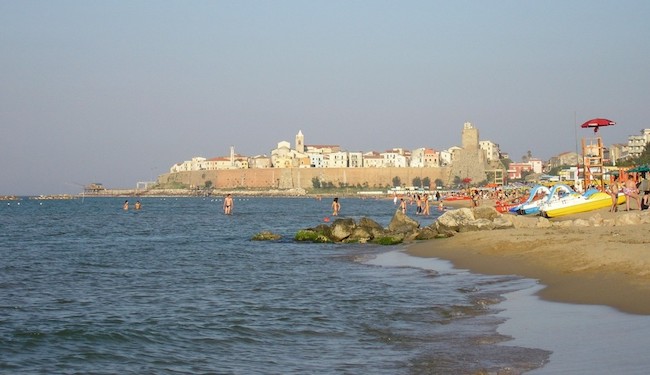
[
  {"left": 462, "top": 122, "right": 479, "bottom": 151},
  {"left": 450, "top": 122, "right": 487, "bottom": 185},
  {"left": 295, "top": 130, "right": 305, "bottom": 153}
]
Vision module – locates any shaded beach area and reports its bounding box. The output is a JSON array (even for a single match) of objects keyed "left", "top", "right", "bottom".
[{"left": 407, "top": 207, "right": 650, "bottom": 315}]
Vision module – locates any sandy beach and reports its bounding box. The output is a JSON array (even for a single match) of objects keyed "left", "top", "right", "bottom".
[{"left": 407, "top": 206, "right": 650, "bottom": 315}]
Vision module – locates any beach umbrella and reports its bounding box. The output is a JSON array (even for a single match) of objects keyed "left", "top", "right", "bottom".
[
  {"left": 580, "top": 118, "right": 616, "bottom": 133},
  {"left": 627, "top": 165, "right": 650, "bottom": 173}
]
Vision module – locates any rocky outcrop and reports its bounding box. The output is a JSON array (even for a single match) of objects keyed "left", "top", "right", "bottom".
[
  {"left": 251, "top": 231, "right": 282, "bottom": 241},
  {"left": 387, "top": 210, "right": 420, "bottom": 237},
  {"left": 295, "top": 207, "right": 543, "bottom": 245},
  {"left": 415, "top": 226, "right": 446, "bottom": 240},
  {"left": 358, "top": 217, "right": 386, "bottom": 238},
  {"left": 295, "top": 210, "right": 426, "bottom": 245},
  {"left": 435, "top": 208, "right": 474, "bottom": 233},
  {"left": 299, "top": 216, "right": 397, "bottom": 244},
  {"left": 294, "top": 207, "right": 650, "bottom": 245}
]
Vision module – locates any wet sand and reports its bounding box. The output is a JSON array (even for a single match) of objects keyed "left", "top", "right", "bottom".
[
  {"left": 497, "top": 284, "right": 650, "bottom": 374},
  {"left": 407, "top": 207, "right": 650, "bottom": 315}
]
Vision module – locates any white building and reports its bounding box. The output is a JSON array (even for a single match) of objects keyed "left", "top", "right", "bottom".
[
  {"left": 439, "top": 150, "right": 452, "bottom": 166},
  {"left": 440, "top": 147, "right": 461, "bottom": 166},
  {"left": 309, "top": 153, "right": 325, "bottom": 168},
  {"left": 410, "top": 148, "right": 426, "bottom": 167},
  {"left": 327, "top": 151, "right": 349, "bottom": 168},
  {"left": 270, "top": 140, "right": 309, "bottom": 168},
  {"left": 479, "top": 140, "right": 501, "bottom": 161},
  {"left": 363, "top": 152, "right": 384, "bottom": 168},
  {"left": 250, "top": 155, "right": 272, "bottom": 168},
  {"left": 627, "top": 128, "right": 650, "bottom": 159},
  {"left": 381, "top": 150, "right": 407, "bottom": 168},
  {"left": 170, "top": 157, "right": 208, "bottom": 173},
  {"left": 271, "top": 141, "right": 293, "bottom": 168},
  {"left": 348, "top": 152, "right": 363, "bottom": 168},
  {"left": 528, "top": 158, "right": 544, "bottom": 174}
]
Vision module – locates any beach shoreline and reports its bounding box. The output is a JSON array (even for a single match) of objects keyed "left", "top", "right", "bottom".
[{"left": 406, "top": 207, "right": 650, "bottom": 315}]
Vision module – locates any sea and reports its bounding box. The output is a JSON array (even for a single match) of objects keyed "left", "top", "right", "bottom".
[{"left": 2, "top": 196, "right": 650, "bottom": 374}]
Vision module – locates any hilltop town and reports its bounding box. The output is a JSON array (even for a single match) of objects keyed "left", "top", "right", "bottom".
[
  {"left": 159, "top": 123, "right": 497, "bottom": 191},
  {"left": 156, "top": 122, "right": 650, "bottom": 193}
]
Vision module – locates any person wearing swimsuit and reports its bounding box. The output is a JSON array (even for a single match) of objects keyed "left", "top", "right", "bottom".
[
  {"left": 223, "top": 194, "right": 233, "bottom": 215},
  {"left": 399, "top": 198, "right": 407, "bottom": 214},
  {"left": 623, "top": 175, "right": 640, "bottom": 211},
  {"left": 331, "top": 197, "right": 340, "bottom": 216}
]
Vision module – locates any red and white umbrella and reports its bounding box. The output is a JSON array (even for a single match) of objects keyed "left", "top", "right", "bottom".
[{"left": 580, "top": 118, "right": 616, "bottom": 133}]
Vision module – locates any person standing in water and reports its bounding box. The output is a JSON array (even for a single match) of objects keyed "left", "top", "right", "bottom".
[
  {"left": 123, "top": 200, "right": 129, "bottom": 210},
  {"left": 399, "top": 198, "right": 407, "bottom": 214},
  {"left": 422, "top": 194, "right": 430, "bottom": 216},
  {"left": 223, "top": 194, "right": 234, "bottom": 215},
  {"left": 134, "top": 200, "right": 142, "bottom": 210},
  {"left": 331, "top": 197, "right": 340, "bottom": 216},
  {"left": 471, "top": 189, "right": 480, "bottom": 207}
]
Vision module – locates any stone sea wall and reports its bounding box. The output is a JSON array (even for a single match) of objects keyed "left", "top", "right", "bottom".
[{"left": 157, "top": 166, "right": 452, "bottom": 190}]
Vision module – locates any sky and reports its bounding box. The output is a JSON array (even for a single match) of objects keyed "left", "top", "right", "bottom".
[{"left": 2, "top": 0, "right": 649, "bottom": 195}]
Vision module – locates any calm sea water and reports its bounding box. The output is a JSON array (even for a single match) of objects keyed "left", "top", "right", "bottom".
[{"left": 1, "top": 196, "right": 550, "bottom": 374}]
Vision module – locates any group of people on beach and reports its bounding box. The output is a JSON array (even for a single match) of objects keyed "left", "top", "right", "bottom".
[{"left": 609, "top": 173, "right": 650, "bottom": 212}]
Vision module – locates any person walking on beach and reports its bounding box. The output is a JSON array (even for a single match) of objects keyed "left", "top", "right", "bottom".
[
  {"left": 609, "top": 177, "right": 620, "bottom": 212},
  {"left": 623, "top": 175, "right": 640, "bottom": 211},
  {"left": 223, "top": 194, "right": 234, "bottom": 215},
  {"left": 331, "top": 197, "right": 341, "bottom": 216}
]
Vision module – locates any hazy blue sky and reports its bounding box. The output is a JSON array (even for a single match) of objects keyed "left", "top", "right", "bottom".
[{"left": 2, "top": 1, "right": 649, "bottom": 195}]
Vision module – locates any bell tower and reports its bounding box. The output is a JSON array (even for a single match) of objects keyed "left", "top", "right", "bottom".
[{"left": 295, "top": 130, "right": 305, "bottom": 153}]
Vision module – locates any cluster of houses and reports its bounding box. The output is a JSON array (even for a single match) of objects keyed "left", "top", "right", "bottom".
[
  {"left": 170, "top": 125, "right": 503, "bottom": 172},
  {"left": 169, "top": 125, "right": 650, "bottom": 182}
]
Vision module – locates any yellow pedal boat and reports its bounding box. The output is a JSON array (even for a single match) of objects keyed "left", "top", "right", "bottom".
[{"left": 540, "top": 190, "right": 625, "bottom": 218}]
